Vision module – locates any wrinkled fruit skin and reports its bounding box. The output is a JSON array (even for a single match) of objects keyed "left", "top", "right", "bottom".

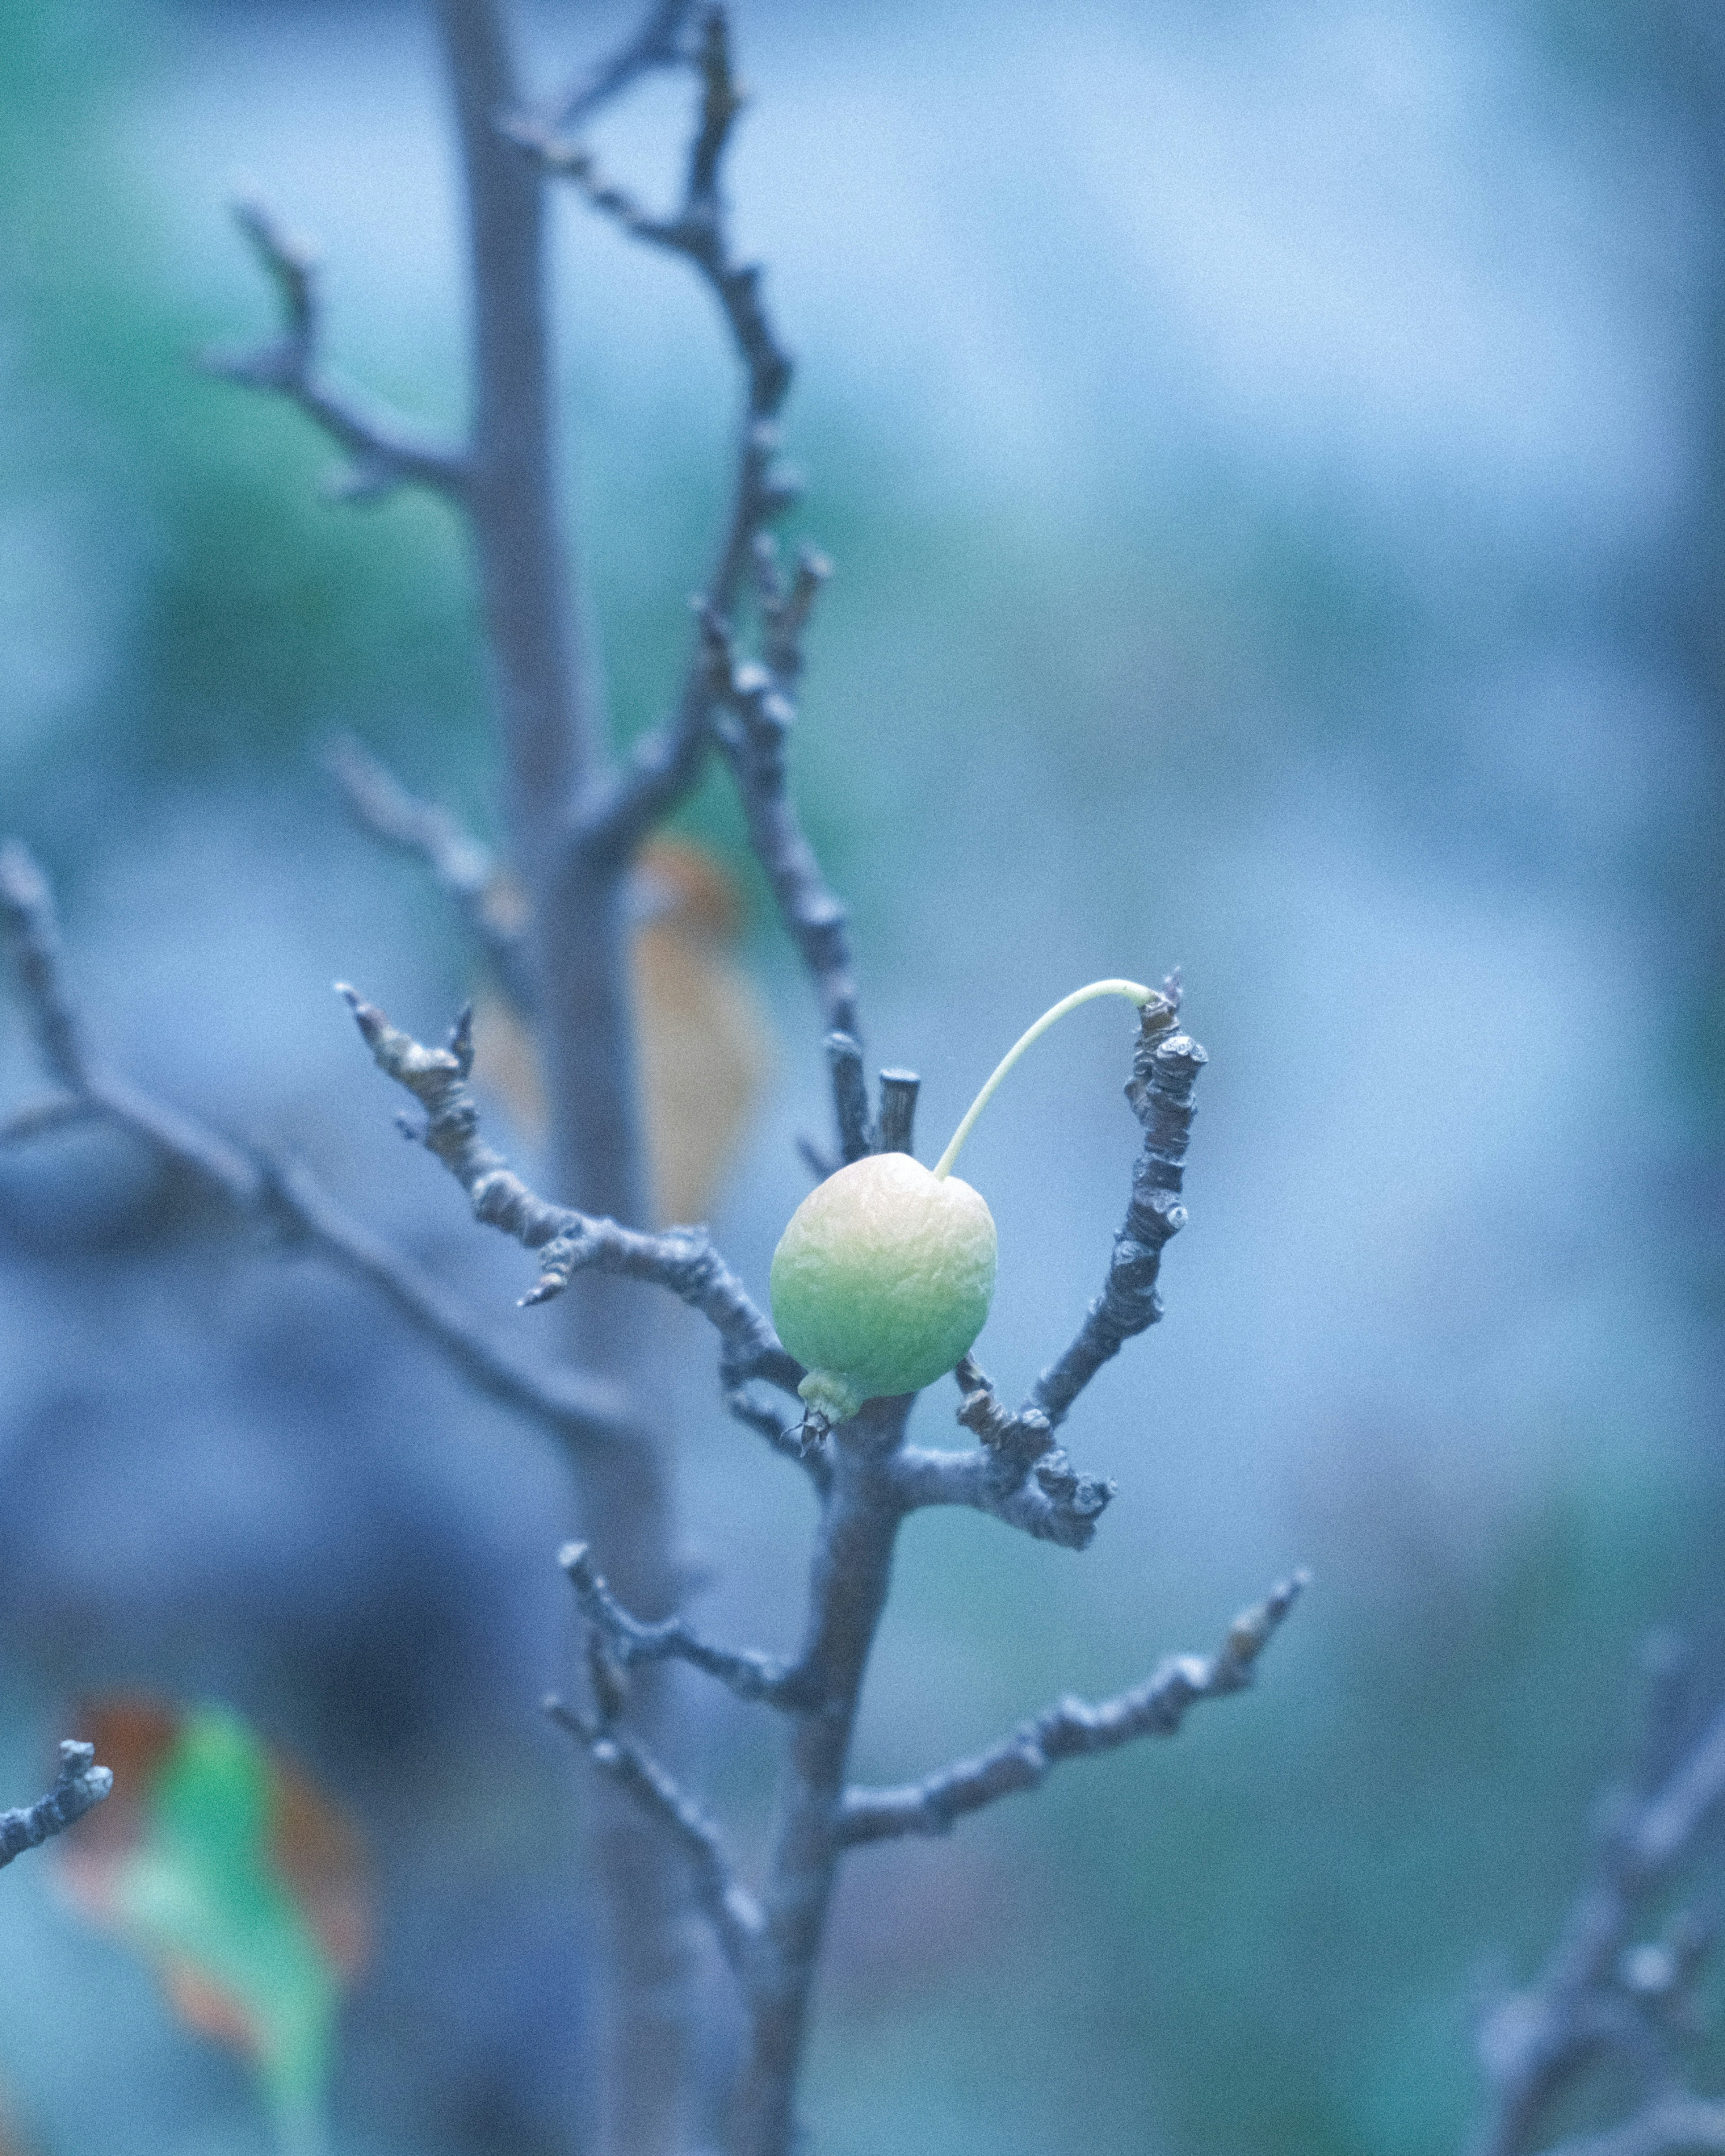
[{"left": 770, "top": 1153, "right": 997, "bottom": 1424}]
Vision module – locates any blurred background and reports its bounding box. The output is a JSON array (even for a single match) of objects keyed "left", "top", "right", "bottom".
[{"left": 2, "top": 0, "right": 1723, "bottom": 2152}]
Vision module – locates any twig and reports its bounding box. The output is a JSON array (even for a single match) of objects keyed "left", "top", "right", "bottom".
[
  {"left": 0, "top": 1093, "right": 95, "bottom": 1146},
  {"left": 702, "top": 614, "right": 858, "bottom": 1045},
  {"left": 1472, "top": 1644, "right": 1725, "bottom": 2156},
  {"left": 560, "top": 1541, "right": 811, "bottom": 1708},
  {"left": 876, "top": 1069, "right": 919, "bottom": 1157},
  {"left": 954, "top": 1352, "right": 1056, "bottom": 1471},
  {"left": 887, "top": 1440, "right": 1114, "bottom": 1551},
  {"left": 1030, "top": 985, "right": 1203, "bottom": 1427},
  {"left": 836, "top": 1573, "right": 1307, "bottom": 1844},
  {"left": 546, "top": 1694, "right": 763, "bottom": 1975},
  {"left": 548, "top": 0, "right": 700, "bottom": 133},
  {"left": 823, "top": 1032, "right": 871, "bottom": 1163},
  {"left": 880, "top": 1354, "right": 1110, "bottom": 1550},
  {"left": 0, "top": 842, "right": 86, "bottom": 1088},
  {"left": 323, "top": 736, "right": 537, "bottom": 1010},
  {"left": 203, "top": 199, "right": 469, "bottom": 503},
  {"left": 338, "top": 986, "right": 809, "bottom": 1414},
  {"left": 266, "top": 1157, "right": 635, "bottom": 1454},
  {"left": 544, "top": 7, "right": 803, "bottom": 869},
  {"left": 0, "top": 840, "right": 632, "bottom": 1457},
  {"left": 0, "top": 1743, "right": 112, "bottom": 1868}
]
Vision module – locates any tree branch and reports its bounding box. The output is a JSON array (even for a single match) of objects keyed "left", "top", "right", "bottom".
[
  {"left": 700, "top": 610, "right": 858, "bottom": 1044},
  {"left": 323, "top": 736, "right": 537, "bottom": 1011},
  {"left": 203, "top": 198, "right": 469, "bottom": 504},
  {"left": 0, "top": 1743, "right": 113, "bottom": 1869},
  {"left": 547, "top": 0, "right": 700, "bottom": 133},
  {"left": 539, "top": 7, "right": 803, "bottom": 870},
  {"left": 0, "top": 1092, "right": 95, "bottom": 1146},
  {"left": 887, "top": 1440, "right": 1114, "bottom": 1551},
  {"left": 1030, "top": 985, "right": 1204, "bottom": 1427},
  {"left": 0, "top": 840, "right": 633, "bottom": 1457},
  {"left": 1472, "top": 1643, "right": 1725, "bottom": 2156},
  {"left": 338, "top": 985, "right": 809, "bottom": 1409},
  {"left": 881, "top": 1354, "right": 1110, "bottom": 1550},
  {"left": 560, "top": 1541, "right": 812, "bottom": 1708},
  {"left": 837, "top": 1573, "right": 1307, "bottom": 1845},
  {"left": 545, "top": 1693, "right": 763, "bottom": 1977},
  {"left": 265, "top": 1157, "right": 636, "bottom": 1454}
]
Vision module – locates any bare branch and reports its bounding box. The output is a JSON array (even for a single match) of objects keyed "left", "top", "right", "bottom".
[
  {"left": 0, "top": 1092, "right": 95, "bottom": 1146},
  {"left": 1030, "top": 986, "right": 1203, "bottom": 1427},
  {"left": 338, "top": 985, "right": 803, "bottom": 1402},
  {"left": 1472, "top": 1650, "right": 1725, "bottom": 2156},
  {"left": 0, "top": 841, "right": 88, "bottom": 1088},
  {"left": 266, "top": 1157, "right": 636, "bottom": 1455},
  {"left": 203, "top": 198, "right": 469, "bottom": 504},
  {"left": 323, "top": 735, "right": 537, "bottom": 1010},
  {"left": 702, "top": 614, "right": 858, "bottom": 1044},
  {"left": 560, "top": 1542, "right": 812, "bottom": 1708},
  {"left": 837, "top": 1573, "right": 1307, "bottom": 1845},
  {"left": 880, "top": 1354, "right": 1109, "bottom": 1550},
  {"left": 754, "top": 536, "right": 829, "bottom": 687},
  {"left": 0, "top": 1743, "right": 112, "bottom": 1869},
  {"left": 543, "top": 8, "right": 804, "bottom": 867},
  {"left": 0, "top": 841, "right": 632, "bottom": 1456},
  {"left": 888, "top": 1440, "right": 1113, "bottom": 1551},
  {"left": 547, "top": 0, "right": 700, "bottom": 132},
  {"left": 954, "top": 1353, "right": 1056, "bottom": 1471},
  {"left": 546, "top": 1694, "right": 763, "bottom": 1976},
  {"left": 876, "top": 1069, "right": 920, "bottom": 1158},
  {"left": 824, "top": 1031, "right": 871, "bottom": 1163}
]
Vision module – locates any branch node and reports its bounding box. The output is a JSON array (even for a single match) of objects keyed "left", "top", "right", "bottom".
[
  {"left": 0, "top": 1742, "right": 114, "bottom": 1869},
  {"left": 207, "top": 196, "right": 468, "bottom": 503}
]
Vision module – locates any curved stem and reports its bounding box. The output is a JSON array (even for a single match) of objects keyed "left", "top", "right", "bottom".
[{"left": 932, "top": 979, "right": 1153, "bottom": 1180}]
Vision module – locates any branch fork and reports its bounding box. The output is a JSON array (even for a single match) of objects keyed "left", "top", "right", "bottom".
[{"left": 204, "top": 198, "right": 469, "bottom": 504}]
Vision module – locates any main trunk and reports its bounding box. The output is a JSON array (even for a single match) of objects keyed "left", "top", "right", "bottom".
[
  {"left": 729, "top": 1400, "right": 910, "bottom": 2156},
  {"left": 434, "top": 6, "right": 694, "bottom": 2150}
]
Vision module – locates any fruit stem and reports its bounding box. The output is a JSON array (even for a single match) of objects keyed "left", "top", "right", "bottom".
[{"left": 932, "top": 979, "right": 1154, "bottom": 1180}]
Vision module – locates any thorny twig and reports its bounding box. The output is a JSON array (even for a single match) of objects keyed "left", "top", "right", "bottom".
[
  {"left": 1472, "top": 1639, "right": 1725, "bottom": 2156},
  {"left": 203, "top": 199, "right": 469, "bottom": 504},
  {"left": 0, "top": 1743, "right": 112, "bottom": 1869},
  {"left": 0, "top": 842, "right": 634, "bottom": 1458},
  {"left": 838, "top": 1573, "right": 1308, "bottom": 1843}
]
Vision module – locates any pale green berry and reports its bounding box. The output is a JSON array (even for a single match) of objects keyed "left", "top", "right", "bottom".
[
  {"left": 770, "top": 1153, "right": 996, "bottom": 1424},
  {"left": 769, "top": 979, "right": 1158, "bottom": 1427}
]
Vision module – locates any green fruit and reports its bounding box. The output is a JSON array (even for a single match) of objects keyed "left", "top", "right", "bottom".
[{"left": 770, "top": 1153, "right": 997, "bottom": 1423}]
